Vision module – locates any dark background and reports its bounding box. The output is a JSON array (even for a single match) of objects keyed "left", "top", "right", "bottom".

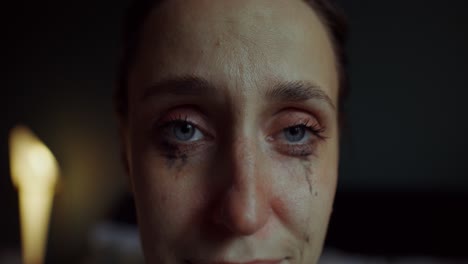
[{"left": 2, "top": 0, "right": 468, "bottom": 262}]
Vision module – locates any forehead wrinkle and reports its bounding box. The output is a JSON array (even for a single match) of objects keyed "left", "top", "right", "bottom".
[
  {"left": 211, "top": 31, "right": 265, "bottom": 100},
  {"left": 135, "top": 0, "right": 338, "bottom": 107},
  {"left": 219, "top": 12, "right": 275, "bottom": 98}
]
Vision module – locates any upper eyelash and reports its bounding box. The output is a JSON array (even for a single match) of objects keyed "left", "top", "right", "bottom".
[
  {"left": 285, "top": 120, "right": 327, "bottom": 140},
  {"left": 167, "top": 114, "right": 189, "bottom": 122},
  {"left": 158, "top": 117, "right": 211, "bottom": 140},
  {"left": 157, "top": 115, "right": 193, "bottom": 129},
  {"left": 155, "top": 118, "right": 193, "bottom": 137}
]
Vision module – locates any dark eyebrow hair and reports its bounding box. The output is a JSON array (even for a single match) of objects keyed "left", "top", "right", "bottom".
[
  {"left": 141, "top": 75, "right": 217, "bottom": 101},
  {"left": 266, "top": 80, "right": 336, "bottom": 110}
]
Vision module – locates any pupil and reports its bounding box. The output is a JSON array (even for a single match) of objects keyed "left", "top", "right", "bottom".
[
  {"left": 181, "top": 124, "right": 191, "bottom": 134},
  {"left": 290, "top": 127, "right": 300, "bottom": 135},
  {"left": 173, "top": 122, "right": 195, "bottom": 141},
  {"left": 284, "top": 125, "right": 305, "bottom": 142}
]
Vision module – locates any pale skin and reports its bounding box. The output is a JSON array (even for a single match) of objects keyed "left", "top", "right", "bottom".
[{"left": 120, "top": 0, "right": 340, "bottom": 263}]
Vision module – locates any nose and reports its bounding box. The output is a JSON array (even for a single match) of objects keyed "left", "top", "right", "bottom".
[{"left": 213, "top": 137, "right": 271, "bottom": 236}]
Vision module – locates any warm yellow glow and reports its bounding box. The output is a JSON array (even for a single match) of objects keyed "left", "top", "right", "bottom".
[{"left": 9, "top": 125, "right": 59, "bottom": 264}]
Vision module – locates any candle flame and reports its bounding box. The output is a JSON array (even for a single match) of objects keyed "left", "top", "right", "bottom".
[{"left": 9, "top": 125, "right": 59, "bottom": 264}]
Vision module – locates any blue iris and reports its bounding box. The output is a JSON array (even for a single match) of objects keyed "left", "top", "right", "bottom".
[
  {"left": 284, "top": 125, "right": 306, "bottom": 142},
  {"left": 173, "top": 122, "right": 195, "bottom": 141}
]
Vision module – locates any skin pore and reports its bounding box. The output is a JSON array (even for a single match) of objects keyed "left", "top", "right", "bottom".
[{"left": 120, "top": 0, "right": 340, "bottom": 263}]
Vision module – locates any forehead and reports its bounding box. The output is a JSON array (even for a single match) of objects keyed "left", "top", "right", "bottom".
[{"left": 129, "top": 0, "right": 338, "bottom": 103}]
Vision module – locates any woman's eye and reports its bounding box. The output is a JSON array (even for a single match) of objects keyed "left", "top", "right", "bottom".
[
  {"left": 169, "top": 121, "right": 204, "bottom": 142},
  {"left": 282, "top": 125, "right": 312, "bottom": 143}
]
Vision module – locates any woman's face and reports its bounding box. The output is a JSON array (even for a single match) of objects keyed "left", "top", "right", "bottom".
[{"left": 122, "top": 0, "right": 339, "bottom": 263}]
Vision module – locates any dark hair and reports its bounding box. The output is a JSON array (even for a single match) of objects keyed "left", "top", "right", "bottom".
[{"left": 115, "top": 0, "right": 348, "bottom": 121}]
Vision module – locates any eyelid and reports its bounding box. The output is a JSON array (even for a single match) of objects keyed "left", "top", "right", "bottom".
[
  {"left": 264, "top": 109, "right": 322, "bottom": 137},
  {"left": 156, "top": 107, "right": 215, "bottom": 137},
  {"left": 160, "top": 121, "right": 205, "bottom": 143}
]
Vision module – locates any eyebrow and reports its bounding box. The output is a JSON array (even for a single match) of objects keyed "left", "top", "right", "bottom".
[
  {"left": 265, "top": 80, "right": 336, "bottom": 110},
  {"left": 141, "top": 75, "right": 217, "bottom": 100},
  {"left": 141, "top": 76, "right": 335, "bottom": 110}
]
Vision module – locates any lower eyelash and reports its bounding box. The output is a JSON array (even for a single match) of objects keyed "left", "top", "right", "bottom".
[{"left": 159, "top": 139, "right": 208, "bottom": 157}]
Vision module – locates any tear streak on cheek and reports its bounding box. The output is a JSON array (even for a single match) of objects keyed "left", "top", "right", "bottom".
[
  {"left": 300, "top": 160, "right": 314, "bottom": 196},
  {"left": 159, "top": 141, "right": 189, "bottom": 172}
]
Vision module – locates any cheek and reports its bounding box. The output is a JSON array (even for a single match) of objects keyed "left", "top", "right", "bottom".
[
  {"left": 268, "top": 150, "right": 338, "bottom": 238},
  {"left": 268, "top": 157, "right": 317, "bottom": 232},
  {"left": 313, "top": 140, "right": 339, "bottom": 204},
  {"left": 129, "top": 145, "right": 214, "bottom": 248}
]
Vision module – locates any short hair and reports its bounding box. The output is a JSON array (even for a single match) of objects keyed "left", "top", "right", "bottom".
[{"left": 115, "top": 0, "right": 348, "bottom": 121}]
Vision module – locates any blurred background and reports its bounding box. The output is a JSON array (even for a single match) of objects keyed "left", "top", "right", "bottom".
[{"left": 2, "top": 0, "right": 468, "bottom": 263}]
